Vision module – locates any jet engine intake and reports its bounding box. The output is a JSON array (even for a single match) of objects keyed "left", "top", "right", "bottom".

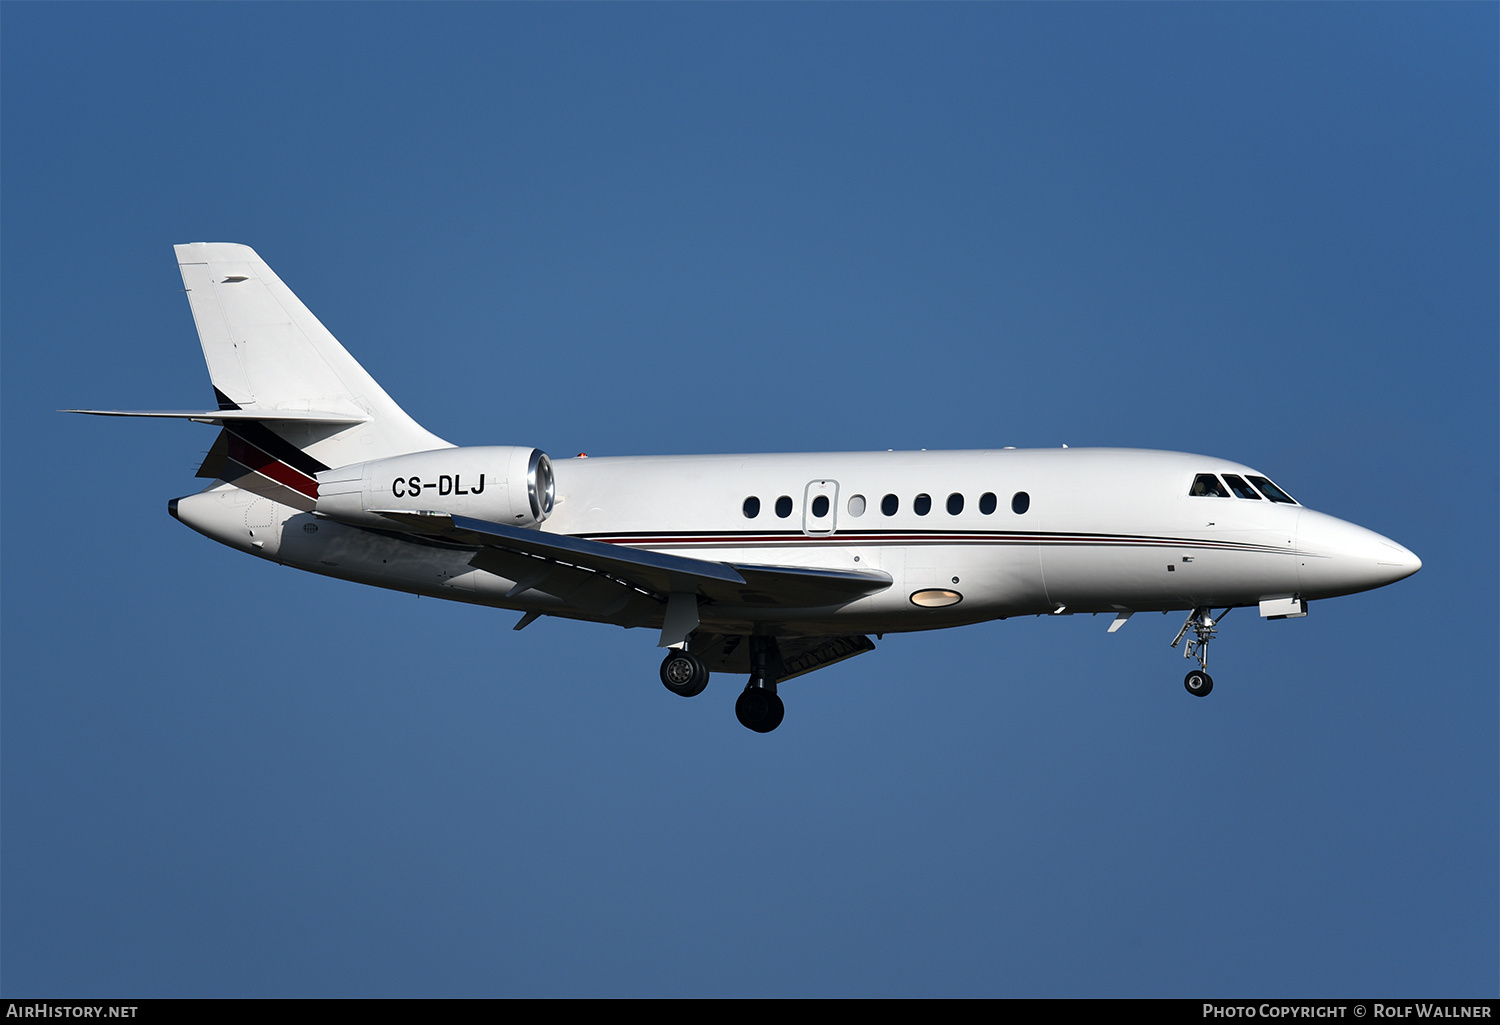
[{"left": 316, "top": 446, "right": 554, "bottom": 528}]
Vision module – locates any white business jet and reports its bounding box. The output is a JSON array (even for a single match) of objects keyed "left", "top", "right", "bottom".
[{"left": 70, "top": 244, "right": 1422, "bottom": 732}]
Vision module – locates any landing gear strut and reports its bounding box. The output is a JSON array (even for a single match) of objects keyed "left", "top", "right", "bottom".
[
  {"left": 660, "top": 650, "right": 709, "bottom": 698},
  {"left": 1171, "top": 606, "right": 1228, "bottom": 697},
  {"left": 735, "top": 636, "right": 785, "bottom": 732}
]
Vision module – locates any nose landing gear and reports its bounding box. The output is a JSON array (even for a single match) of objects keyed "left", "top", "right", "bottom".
[{"left": 1171, "top": 607, "right": 1227, "bottom": 697}]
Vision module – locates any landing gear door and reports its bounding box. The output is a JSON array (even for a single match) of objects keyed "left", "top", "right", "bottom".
[{"left": 803, "top": 479, "right": 838, "bottom": 536}]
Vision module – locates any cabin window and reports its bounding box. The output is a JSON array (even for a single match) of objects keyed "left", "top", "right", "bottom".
[
  {"left": 775, "top": 495, "right": 793, "bottom": 518},
  {"left": 979, "top": 492, "right": 997, "bottom": 514},
  {"left": 1222, "top": 474, "right": 1261, "bottom": 500},
  {"left": 1190, "top": 474, "right": 1230, "bottom": 498},
  {"left": 1012, "top": 491, "right": 1030, "bottom": 514},
  {"left": 811, "top": 495, "right": 829, "bottom": 518},
  {"left": 881, "top": 494, "right": 899, "bottom": 516},
  {"left": 847, "top": 494, "right": 867, "bottom": 517},
  {"left": 914, "top": 493, "right": 932, "bottom": 516},
  {"left": 1247, "top": 475, "right": 1298, "bottom": 504},
  {"left": 947, "top": 493, "right": 964, "bottom": 515},
  {"left": 742, "top": 496, "right": 760, "bottom": 518}
]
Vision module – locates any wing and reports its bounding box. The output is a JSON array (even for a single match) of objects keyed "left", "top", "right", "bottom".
[{"left": 374, "top": 511, "right": 892, "bottom": 609}]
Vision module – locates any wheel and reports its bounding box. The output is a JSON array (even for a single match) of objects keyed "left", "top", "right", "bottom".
[
  {"left": 735, "top": 687, "right": 785, "bottom": 732},
  {"left": 1184, "top": 669, "right": 1214, "bottom": 697},
  {"left": 660, "top": 651, "right": 709, "bottom": 697},
  {"left": 760, "top": 692, "right": 785, "bottom": 732}
]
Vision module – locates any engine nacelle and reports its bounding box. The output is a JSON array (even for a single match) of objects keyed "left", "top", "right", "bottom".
[{"left": 315, "top": 446, "right": 554, "bottom": 528}]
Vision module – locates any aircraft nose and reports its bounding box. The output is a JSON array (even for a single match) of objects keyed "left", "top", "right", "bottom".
[
  {"left": 1296, "top": 509, "right": 1421, "bottom": 598},
  {"left": 1374, "top": 539, "right": 1422, "bottom": 582}
]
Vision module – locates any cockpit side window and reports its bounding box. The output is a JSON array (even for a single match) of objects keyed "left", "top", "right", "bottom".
[
  {"left": 1222, "top": 474, "right": 1261, "bottom": 500},
  {"left": 1189, "top": 473, "right": 1230, "bottom": 497},
  {"left": 1247, "top": 475, "right": 1298, "bottom": 504}
]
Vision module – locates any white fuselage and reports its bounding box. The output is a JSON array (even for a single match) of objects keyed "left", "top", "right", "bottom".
[{"left": 172, "top": 446, "right": 1420, "bottom": 638}]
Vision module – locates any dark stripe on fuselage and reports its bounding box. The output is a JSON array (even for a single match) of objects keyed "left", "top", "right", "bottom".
[{"left": 578, "top": 529, "right": 1299, "bottom": 556}]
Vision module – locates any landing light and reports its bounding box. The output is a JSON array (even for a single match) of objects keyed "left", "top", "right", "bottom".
[{"left": 910, "top": 589, "right": 962, "bottom": 608}]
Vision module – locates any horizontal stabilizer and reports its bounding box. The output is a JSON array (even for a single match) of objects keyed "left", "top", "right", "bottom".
[
  {"left": 63, "top": 408, "right": 368, "bottom": 424},
  {"left": 373, "top": 510, "right": 892, "bottom": 609}
]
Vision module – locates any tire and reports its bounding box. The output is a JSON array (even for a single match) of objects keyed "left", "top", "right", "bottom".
[
  {"left": 1184, "top": 669, "right": 1214, "bottom": 697},
  {"left": 759, "top": 692, "right": 785, "bottom": 732},
  {"left": 660, "top": 651, "right": 709, "bottom": 697},
  {"left": 735, "top": 687, "right": 784, "bottom": 732}
]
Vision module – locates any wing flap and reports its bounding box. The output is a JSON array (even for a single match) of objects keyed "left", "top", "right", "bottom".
[
  {"left": 687, "top": 632, "right": 877, "bottom": 679},
  {"left": 468, "top": 546, "right": 639, "bottom": 618},
  {"left": 733, "top": 564, "right": 893, "bottom": 607}
]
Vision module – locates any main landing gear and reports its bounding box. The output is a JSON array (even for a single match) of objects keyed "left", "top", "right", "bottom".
[
  {"left": 661, "top": 637, "right": 787, "bottom": 732},
  {"left": 735, "top": 687, "right": 785, "bottom": 733},
  {"left": 1171, "top": 606, "right": 1228, "bottom": 698},
  {"left": 660, "top": 650, "right": 709, "bottom": 698},
  {"left": 735, "top": 637, "right": 784, "bottom": 733}
]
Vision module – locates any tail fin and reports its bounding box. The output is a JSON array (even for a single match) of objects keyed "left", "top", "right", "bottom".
[{"left": 174, "top": 242, "right": 450, "bottom": 472}]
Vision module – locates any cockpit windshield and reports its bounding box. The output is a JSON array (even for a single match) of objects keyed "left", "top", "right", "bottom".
[
  {"left": 1222, "top": 474, "right": 1261, "bottom": 500},
  {"left": 1246, "top": 475, "right": 1297, "bottom": 504},
  {"left": 1189, "top": 474, "right": 1230, "bottom": 497},
  {"left": 1191, "top": 472, "right": 1298, "bottom": 504}
]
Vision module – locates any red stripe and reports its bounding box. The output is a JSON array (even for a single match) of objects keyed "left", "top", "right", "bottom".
[{"left": 226, "top": 435, "right": 319, "bottom": 498}]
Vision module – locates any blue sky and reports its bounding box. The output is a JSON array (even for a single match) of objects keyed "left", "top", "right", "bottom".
[{"left": 3, "top": 3, "right": 1495, "bottom": 997}]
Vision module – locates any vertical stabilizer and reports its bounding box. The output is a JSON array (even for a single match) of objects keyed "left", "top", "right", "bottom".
[{"left": 174, "top": 242, "right": 451, "bottom": 470}]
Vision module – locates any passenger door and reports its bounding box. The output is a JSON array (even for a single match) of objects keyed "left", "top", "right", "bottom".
[{"left": 802, "top": 479, "right": 838, "bottom": 536}]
